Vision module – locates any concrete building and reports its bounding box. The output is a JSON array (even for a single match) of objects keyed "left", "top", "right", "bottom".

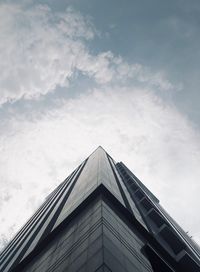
[{"left": 0, "top": 147, "right": 200, "bottom": 271}]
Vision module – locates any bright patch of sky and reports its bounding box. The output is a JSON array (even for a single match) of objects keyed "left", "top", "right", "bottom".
[{"left": 0, "top": 0, "right": 200, "bottom": 250}]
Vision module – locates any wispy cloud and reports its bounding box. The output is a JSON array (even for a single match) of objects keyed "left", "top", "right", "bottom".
[
  {"left": 0, "top": 3, "right": 173, "bottom": 106},
  {"left": 0, "top": 3, "right": 94, "bottom": 104}
]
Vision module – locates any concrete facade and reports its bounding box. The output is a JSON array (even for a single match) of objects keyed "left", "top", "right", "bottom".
[{"left": 0, "top": 147, "right": 200, "bottom": 271}]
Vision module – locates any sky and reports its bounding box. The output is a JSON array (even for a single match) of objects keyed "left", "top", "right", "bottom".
[{"left": 0, "top": 0, "right": 200, "bottom": 250}]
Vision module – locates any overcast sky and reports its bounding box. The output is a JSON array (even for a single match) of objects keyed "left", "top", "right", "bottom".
[{"left": 0, "top": 0, "right": 200, "bottom": 250}]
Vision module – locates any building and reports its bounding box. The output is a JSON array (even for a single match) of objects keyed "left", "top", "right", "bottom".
[{"left": 0, "top": 146, "right": 200, "bottom": 271}]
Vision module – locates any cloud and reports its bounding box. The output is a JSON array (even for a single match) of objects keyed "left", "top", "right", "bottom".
[
  {"left": 0, "top": 3, "right": 95, "bottom": 104},
  {"left": 0, "top": 86, "right": 200, "bottom": 250},
  {"left": 0, "top": 2, "right": 199, "bottom": 252},
  {"left": 0, "top": 2, "right": 174, "bottom": 107}
]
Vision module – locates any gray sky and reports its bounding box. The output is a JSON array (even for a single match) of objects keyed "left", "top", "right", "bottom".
[{"left": 0, "top": 0, "right": 200, "bottom": 250}]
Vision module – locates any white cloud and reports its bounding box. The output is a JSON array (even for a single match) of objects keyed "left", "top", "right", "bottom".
[
  {"left": 0, "top": 3, "right": 95, "bottom": 104},
  {"left": 0, "top": 2, "right": 199, "bottom": 253},
  {"left": 0, "top": 86, "right": 200, "bottom": 250},
  {"left": 0, "top": 3, "right": 174, "bottom": 106}
]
